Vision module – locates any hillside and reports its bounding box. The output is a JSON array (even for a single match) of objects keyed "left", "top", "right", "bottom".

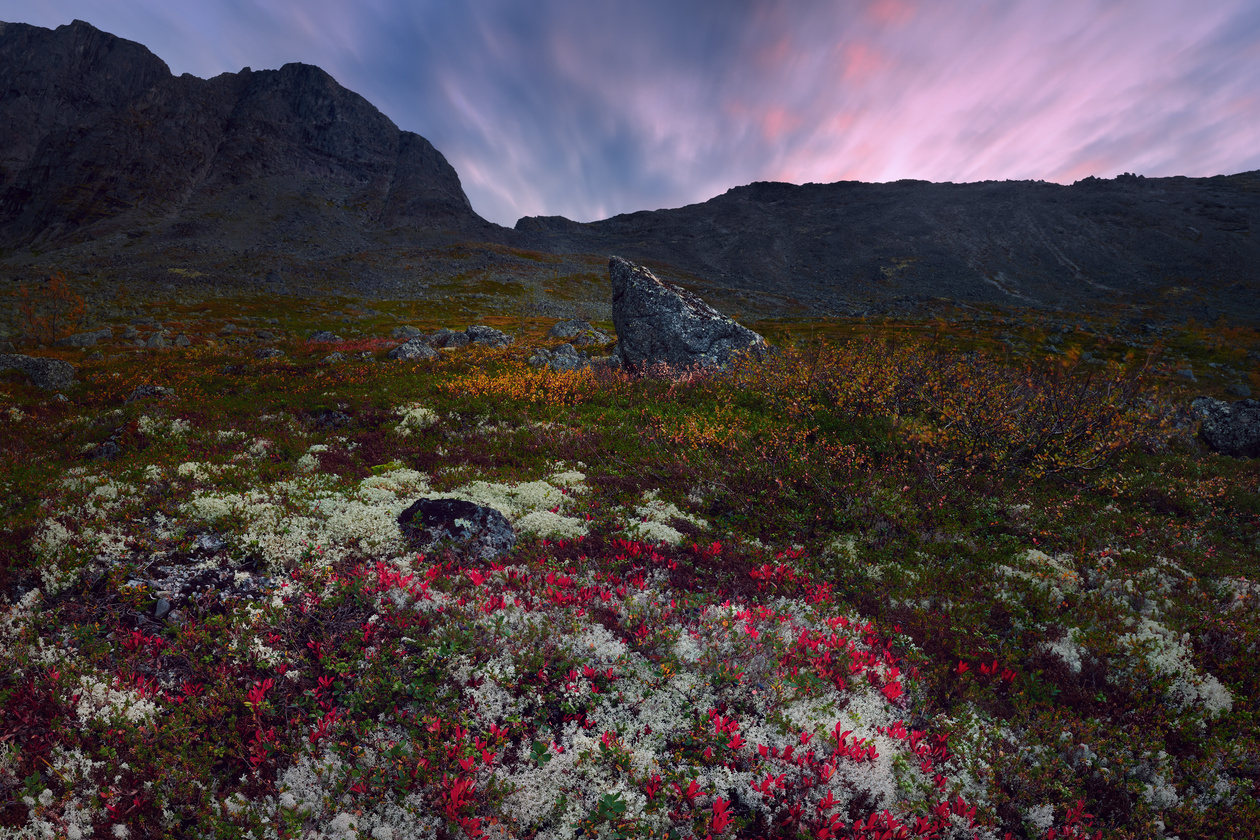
[
  {"left": 515, "top": 174, "right": 1260, "bottom": 324},
  {"left": 1, "top": 19, "right": 1258, "bottom": 328},
  {"left": 0, "top": 19, "right": 498, "bottom": 253}
]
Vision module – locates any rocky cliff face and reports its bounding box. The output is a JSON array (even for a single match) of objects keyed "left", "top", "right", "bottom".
[
  {"left": 517, "top": 174, "right": 1260, "bottom": 322},
  {"left": 0, "top": 19, "right": 494, "bottom": 251}
]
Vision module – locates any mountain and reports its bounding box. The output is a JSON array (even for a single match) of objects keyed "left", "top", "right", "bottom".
[
  {"left": 0, "top": 19, "right": 497, "bottom": 252},
  {"left": 1, "top": 19, "right": 1257, "bottom": 325},
  {"left": 515, "top": 174, "right": 1260, "bottom": 322}
]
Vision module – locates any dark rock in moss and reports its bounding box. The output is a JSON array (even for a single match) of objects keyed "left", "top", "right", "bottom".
[
  {"left": 1192, "top": 396, "right": 1260, "bottom": 458},
  {"left": 398, "top": 498, "right": 516, "bottom": 562},
  {"left": 0, "top": 353, "right": 77, "bottom": 389}
]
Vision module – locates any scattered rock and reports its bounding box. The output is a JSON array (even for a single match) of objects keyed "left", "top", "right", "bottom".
[
  {"left": 312, "top": 409, "right": 351, "bottom": 429},
  {"left": 126, "top": 384, "right": 174, "bottom": 402},
  {"left": 144, "top": 332, "right": 168, "bottom": 349},
  {"left": 547, "top": 319, "right": 611, "bottom": 346},
  {"left": 308, "top": 330, "right": 343, "bottom": 343},
  {"left": 87, "top": 439, "right": 121, "bottom": 460},
  {"left": 0, "top": 354, "right": 77, "bottom": 389},
  {"left": 388, "top": 338, "right": 438, "bottom": 361},
  {"left": 428, "top": 328, "right": 469, "bottom": 348},
  {"left": 609, "top": 256, "right": 767, "bottom": 373},
  {"left": 193, "top": 533, "right": 226, "bottom": 553},
  {"left": 388, "top": 325, "right": 512, "bottom": 359},
  {"left": 322, "top": 352, "right": 345, "bottom": 363},
  {"left": 56, "top": 327, "right": 112, "bottom": 348},
  {"left": 254, "top": 348, "right": 285, "bottom": 360},
  {"left": 1227, "top": 382, "right": 1252, "bottom": 398},
  {"left": 529, "top": 343, "right": 590, "bottom": 372},
  {"left": 391, "top": 326, "right": 424, "bottom": 340},
  {"left": 465, "top": 325, "right": 513, "bottom": 348},
  {"left": 175, "top": 335, "right": 191, "bottom": 347},
  {"left": 1175, "top": 366, "right": 1196, "bottom": 381},
  {"left": 397, "top": 498, "right": 516, "bottom": 562},
  {"left": 1191, "top": 397, "right": 1260, "bottom": 458}
]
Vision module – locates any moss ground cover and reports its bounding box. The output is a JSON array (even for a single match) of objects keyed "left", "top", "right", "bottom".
[{"left": 0, "top": 302, "right": 1258, "bottom": 839}]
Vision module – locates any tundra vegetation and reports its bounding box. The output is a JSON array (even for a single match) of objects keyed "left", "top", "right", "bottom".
[{"left": 0, "top": 279, "right": 1258, "bottom": 840}]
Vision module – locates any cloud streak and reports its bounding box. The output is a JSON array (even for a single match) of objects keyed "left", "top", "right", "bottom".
[{"left": 3, "top": 0, "right": 1258, "bottom": 227}]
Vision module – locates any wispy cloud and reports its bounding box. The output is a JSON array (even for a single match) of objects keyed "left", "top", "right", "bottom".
[{"left": 3, "top": 0, "right": 1258, "bottom": 226}]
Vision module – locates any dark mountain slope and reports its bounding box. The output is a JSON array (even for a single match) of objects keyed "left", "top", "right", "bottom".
[
  {"left": 1, "top": 19, "right": 1256, "bottom": 325},
  {"left": 0, "top": 19, "right": 495, "bottom": 251},
  {"left": 517, "top": 174, "right": 1260, "bottom": 321}
]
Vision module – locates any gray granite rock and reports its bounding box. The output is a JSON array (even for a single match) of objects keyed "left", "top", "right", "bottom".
[
  {"left": 1191, "top": 397, "right": 1260, "bottom": 458},
  {"left": 466, "top": 325, "right": 514, "bottom": 348},
  {"left": 57, "top": 327, "right": 112, "bottom": 348},
  {"left": 391, "top": 325, "right": 424, "bottom": 340},
  {"left": 126, "top": 384, "right": 174, "bottom": 402},
  {"left": 609, "top": 256, "right": 767, "bottom": 374},
  {"left": 529, "top": 342, "right": 590, "bottom": 372},
  {"left": 547, "top": 319, "right": 611, "bottom": 346},
  {"left": 398, "top": 498, "right": 516, "bottom": 562},
  {"left": 0, "top": 353, "right": 77, "bottom": 389},
  {"left": 428, "top": 328, "right": 470, "bottom": 348},
  {"left": 388, "top": 338, "right": 438, "bottom": 361},
  {"left": 308, "top": 330, "right": 343, "bottom": 343}
]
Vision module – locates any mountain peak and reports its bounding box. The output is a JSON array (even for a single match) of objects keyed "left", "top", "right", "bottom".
[{"left": 0, "top": 19, "right": 495, "bottom": 250}]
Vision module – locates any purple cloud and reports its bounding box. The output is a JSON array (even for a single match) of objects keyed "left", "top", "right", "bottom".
[{"left": 2, "top": 0, "right": 1258, "bottom": 227}]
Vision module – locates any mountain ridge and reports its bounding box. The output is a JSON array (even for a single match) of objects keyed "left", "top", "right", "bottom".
[
  {"left": 1, "top": 18, "right": 1258, "bottom": 326},
  {"left": 513, "top": 173, "right": 1260, "bottom": 321},
  {"left": 0, "top": 19, "right": 496, "bottom": 251}
]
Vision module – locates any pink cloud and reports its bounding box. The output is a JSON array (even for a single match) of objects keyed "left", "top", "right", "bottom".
[{"left": 866, "top": 0, "right": 916, "bottom": 27}]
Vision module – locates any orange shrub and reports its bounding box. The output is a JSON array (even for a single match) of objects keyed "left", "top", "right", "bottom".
[{"left": 12, "top": 271, "right": 86, "bottom": 345}]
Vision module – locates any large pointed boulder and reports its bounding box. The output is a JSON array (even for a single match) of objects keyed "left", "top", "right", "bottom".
[{"left": 609, "top": 256, "right": 767, "bottom": 373}]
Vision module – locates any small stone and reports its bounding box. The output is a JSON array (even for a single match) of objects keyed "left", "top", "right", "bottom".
[
  {"left": 391, "top": 326, "right": 424, "bottom": 340},
  {"left": 154, "top": 598, "right": 172, "bottom": 619},
  {"left": 388, "top": 338, "right": 437, "bottom": 361},
  {"left": 313, "top": 409, "right": 351, "bottom": 429},
  {"left": 308, "top": 330, "right": 342, "bottom": 343},
  {"left": 126, "top": 384, "right": 174, "bottom": 402},
  {"left": 465, "top": 325, "right": 513, "bottom": 348},
  {"left": 194, "top": 534, "right": 225, "bottom": 552},
  {"left": 1227, "top": 382, "right": 1252, "bottom": 398}
]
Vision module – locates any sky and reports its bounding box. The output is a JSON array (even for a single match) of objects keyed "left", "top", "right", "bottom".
[{"left": 3, "top": 1, "right": 1259, "bottom": 228}]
